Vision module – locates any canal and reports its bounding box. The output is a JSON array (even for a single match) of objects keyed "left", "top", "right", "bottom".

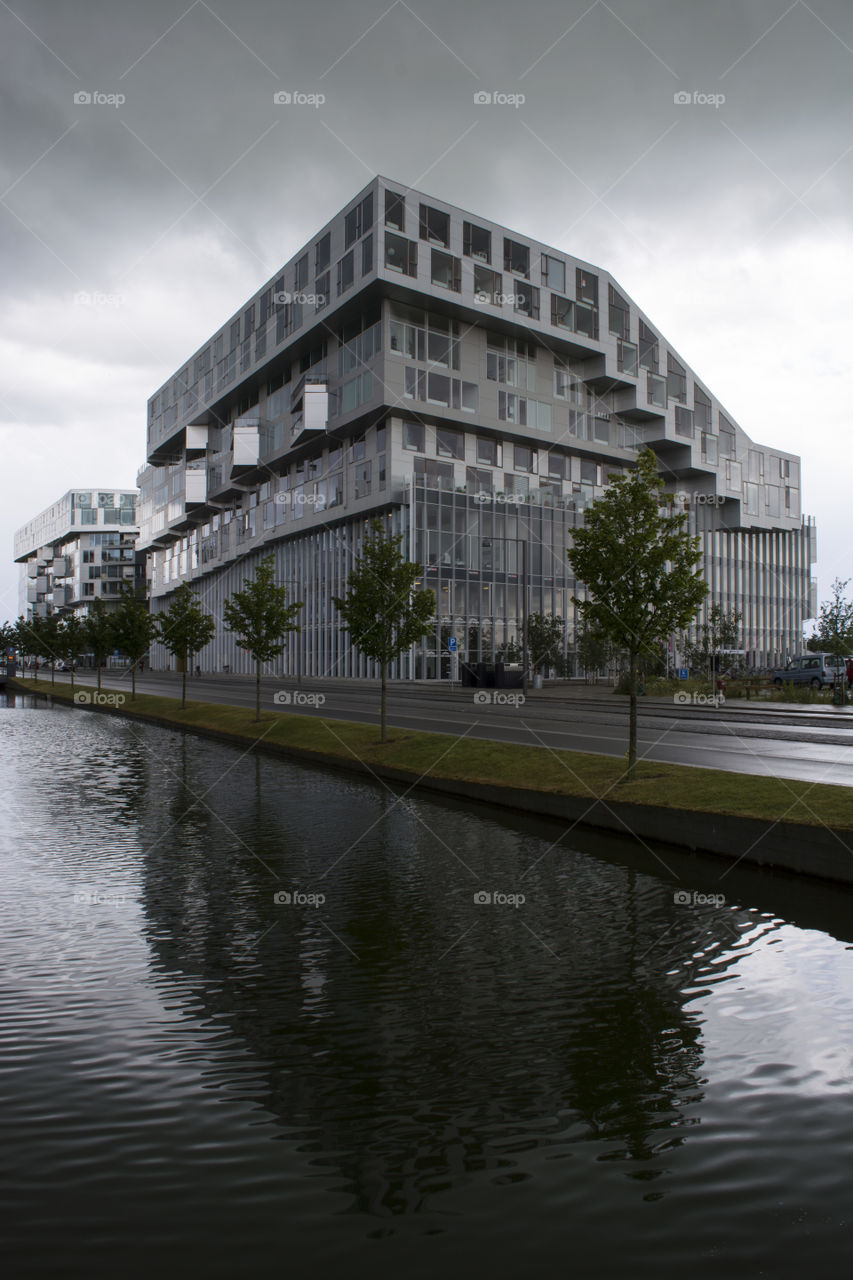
[{"left": 2, "top": 692, "right": 852, "bottom": 1278}]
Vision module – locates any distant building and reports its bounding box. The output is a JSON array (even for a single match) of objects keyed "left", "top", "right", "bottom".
[
  {"left": 14, "top": 489, "right": 140, "bottom": 619},
  {"left": 138, "top": 176, "right": 816, "bottom": 676}
]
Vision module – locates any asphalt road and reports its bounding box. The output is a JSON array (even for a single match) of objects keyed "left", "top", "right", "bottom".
[{"left": 28, "top": 668, "right": 853, "bottom": 789}]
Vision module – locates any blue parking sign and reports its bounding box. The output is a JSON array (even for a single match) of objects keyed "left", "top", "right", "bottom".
[
  {"left": 448, "top": 636, "right": 458, "bottom": 652},
  {"left": 678, "top": 667, "right": 689, "bottom": 680}
]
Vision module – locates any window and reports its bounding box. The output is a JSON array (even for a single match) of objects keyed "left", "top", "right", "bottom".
[
  {"left": 574, "top": 301, "right": 598, "bottom": 339},
  {"left": 339, "top": 372, "right": 373, "bottom": 414},
  {"left": 638, "top": 320, "right": 658, "bottom": 371},
  {"left": 547, "top": 452, "right": 566, "bottom": 480},
  {"left": 694, "top": 387, "right": 712, "bottom": 432},
  {"left": 667, "top": 352, "right": 687, "bottom": 403},
  {"left": 98, "top": 493, "right": 113, "bottom": 507},
  {"left": 315, "top": 233, "right": 330, "bottom": 274},
  {"left": 514, "top": 445, "right": 536, "bottom": 473},
  {"left": 674, "top": 405, "right": 694, "bottom": 438},
  {"left": 608, "top": 285, "right": 630, "bottom": 338},
  {"left": 428, "top": 373, "right": 451, "bottom": 406},
  {"left": 82, "top": 550, "right": 95, "bottom": 564},
  {"left": 476, "top": 437, "right": 502, "bottom": 467},
  {"left": 647, "top": 372, "right": 666, "bottom": 407},
  {"left": 350, "top": 436, "right": 366, "bottom": 461},
  {"left": 315, "top": 271, "right": 330, "bottom": 309},
  {"left": 345, "top": 193, "right": 373, "bottom": 248},
  {"left": 504, "top": 238, "right": 529, "bottom": 277},
  {"left": 474, "top": 264, "right": 501, "bottom": 304},
  {"left": 337, "top": 251, "right": 355, "bottom": 295},
  {"left": 243, "top": 303, "right": 255, "bottom": 340},
  {"left": 414, "top": 456, "right": 454, "bottom": 489},
  {"left": 385, "top": 189, "right": 405, "bottom": 230},
  {"left": 419, "top": 203, "right": 450, "bottom": 247},
  {"left": 230, "top": 319, "right": 241, "bottom": 349},
  {"left": 463, "top": 222, "right": 491, "bottom": 262},
  {"left": 295, "top": 255, "right": 308, "bottom": 291},
  {"left": 436, "top": 427, "right": 464, "bottom": 459},
  {"left": 405, "top": 367, "right": 426, "bottom": 400},
  {"left": 551, "top": 295, "right": 573, "bottom": 330},
  {"left": 354, "top": 461, "right": 372, "bottom": 499},
  {"left": 403, "top": 421, "right": 425, "bottom": 452},
  {"left": 362, "top": 235, "right": 373, "bottom": 275},
  {"left": 701, "top": 432, "right": 718, "bottom": 463},
  {"left": 541, "top": 254, "right": 565, "bottom": 292},
  {"left": 431, "top": 249, "right": 461, "bottom": 291},
  {"left": 376, "top": 425, "right": 386, "bottom": 452},
  {"left": 514, "top": 282, "right": 540, "bottom": 320},
  {"left": 576, "top": 268, "right": 598, "bottom": 304},
  {"left": 617, "top": 339, "right": 638, "bottom": 375},
  {"left": 719, "top": 414, "right": 737, "bottom": 459},
  {"left": 385, "top": 232, "right": 417, "bottom": 276},
  {"left": 378, "top": 454, "right": 386, "bottom": 491},
  {"left": 467, "top": 466, "right": 494, "bottom": 494}
]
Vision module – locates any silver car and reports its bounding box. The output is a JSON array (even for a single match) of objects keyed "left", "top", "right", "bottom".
[{"left": 771, "top": 653, "right": 845, "bottom": 689}]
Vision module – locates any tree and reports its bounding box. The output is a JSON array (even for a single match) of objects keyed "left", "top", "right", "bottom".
[
  {"left": 576, "top": 620, "right": 615, "bottom": 684},
  {"left": 154, "top": 583, "right": 216, "bottom": 709},
  {"left": 526, "top": 612, "right": 565, "bottom": 675},
  {"left": 333, "top": 519, "right": 435, "bottom": 742},
  {"left": 57, "top": 613, "right": 86, "bottom": 689},
  {"left": 112, "top": 587, "right": 158, "bottom": 700},
  {"left": 223, "top": 557, "right": 303, "bottom": 721},
  {"left": 568, "top": 448, "right": 707, "bottom": 780},
  {"left": 84, "top": 599, "right": 116, "bottom": 692},
  {"left": 811, "top": 578, "right": 853, "bottom": 682},
  {"left": 14, "top": 615, "right": 41, "bottom": 678},
  {"left": 683, "top": 604, "right": 742, "bottom": 680},
  {"left": 38, "top": 613, "right": 62, "bottom": 684}
]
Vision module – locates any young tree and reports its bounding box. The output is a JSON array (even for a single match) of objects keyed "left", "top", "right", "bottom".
[
  {"left": 684, "top": 604, "right": 742, "bottom": 680},
  {"left": 38, "top": 613, "right": 62, "bottom": 684},
  {"left": 223, "top": 557, "right": 303, "bottom": 721},
  {"left": 112, "top": 587, "right": 158, "bottom": 700},
  {"left": 14, "top": 615, "right": 41, "bottom": 678},
  {"left": 811, "top": 577, "right": 853, "bottom": 684},
  {"left": 568, "top": 449, "right": 708, "bottom": 781},
  {"left": 154, "top": 583, "right": 216, "bottom": 709},
  {"left": 333, "top": 519, "right": 435, "bottom": 743},
  {"left": 57, "top": 613, "right": 86, "bottom": 690},
  {"left": 526, "top": 612, "right": 564, "bottom": 675},
  {"left": 84, "top": 598, "right": 116, "bottom": 692},
  {"left": 576, "top": 620, "right": 615, "bottom": 684}
]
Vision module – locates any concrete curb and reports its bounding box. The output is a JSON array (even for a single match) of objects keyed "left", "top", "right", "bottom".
[{"left": 12, "top": 681, "right": 853, "bottom": 888}]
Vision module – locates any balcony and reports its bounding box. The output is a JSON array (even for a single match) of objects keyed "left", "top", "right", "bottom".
[
  {"left": 290, "top": 379, "right": 328, "bottom": 447},
  {"left": 232, "top": 417, "right": 261, "bottom": 477}
]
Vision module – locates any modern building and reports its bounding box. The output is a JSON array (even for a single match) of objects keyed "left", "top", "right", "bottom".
[
  {"left": 14, "top": 489, "right": 140, "bottom": 619},
  {"left": 139, "top": 176, "right": 816, "bottom": 677}
]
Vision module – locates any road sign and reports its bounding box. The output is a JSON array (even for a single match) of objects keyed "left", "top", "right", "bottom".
[
  {"left": 448, "top": 636, "right": 458, "bottom": 652},
  {"left": 678, "top": 667, "right": 689, "bottom": 680}
]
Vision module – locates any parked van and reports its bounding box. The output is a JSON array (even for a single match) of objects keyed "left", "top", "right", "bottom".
[{"left": 771, "top": 653, "right": 845, "bottom": 689}]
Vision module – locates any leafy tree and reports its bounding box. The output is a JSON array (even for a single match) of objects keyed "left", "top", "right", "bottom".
[
  {"left": 223, "top": 557, "right": 303, "bottom": 721},
  {"left": 496, "top": 636, "right": 523, "bottom": 664},
  {"left": 38, "top": 613, "right": 62, "bottom": 684},
  {"left": 568, "top": 448, "right": 707, "bottom": 781},
  {"left": 57, "top": 613, "right": 86, "bottom": 689},
  {"left": 84, "top": 598, "right": 116, "bottom": 692},
  {"left": 14, "top": 615, "right": 41, "bottom": 678},
  {"left": 810, "top": 578, "right": 853, "bottom": 681},
  {"left": 576, "top": 620, "right": 615, "bottom": 684},
  {"left": 112, "top": 587, "right": 158, "bottom": 700},
  {"left": 333, "top": 519, "right": 435, "bottom": 742},
  {"left": 154, "top": 583, "right": 216, "bottom": 709},
  {"left": 526, "top": 612, "right": 564, "bottom": 675},
  {"left": 683, "top": 604, "right": 742, "bottom": 680}
]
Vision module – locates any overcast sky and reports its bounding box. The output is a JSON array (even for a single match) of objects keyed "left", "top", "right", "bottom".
[{"left": 2, "top": 0, "right": 851, "bottom": 621}]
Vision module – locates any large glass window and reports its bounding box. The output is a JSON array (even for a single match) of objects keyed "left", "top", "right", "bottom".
[
  {"left": 541, "top": 254, "right": 565, "bottom": 292},
  {"left": 436, "top": 427, "right": 464, "bottom": 459},
  {"left": 503, "top": 238, "right": 529, "bottom": 277},
  {"left": 513, "top": 281, "right": 540, "bottom": 320},
  {"left": 639, "top": 320, "right": 658, "bottom": 371},
  {"left": 694, "top": 386, "right": 712, "bottom": 431},
  {"left": 617, "top": 339, "right": 638, "bottom": 375},
  {"left": 385, "top": 189, "right": 405, "bottom": 230},
  {"left": 647, "top": 372, "right": 666, "bottom": 407},
  {"left": 719, "top": 414, "right": 737, "bottom": 458},
  {"left": 431, "top": 249, "right": 461, "bottom": 291},
  {"left": 667, "top": 352, "right": 687, "bottom": 403},
  {"left": 514, "top": 445, "right": 536, "bottom": 473},
  {"left": 419, "top": 203, "right": 450, "bottom": 247},
  {"left": 576, "top": 268, "right": 598, "bottom": 304},
  {"left": 385, "top": 233, "right": 417, "bottom": 276},
  {"left": 315, "top": 233, "right": 330, "bottom": 274},
  {"left": 474, "top": 264, "right": 501, "bottom": 303},
  {"left": 337, "top": 251, "right": 355, "bottom": 295},
  {"left": 403, "top": 421, "right": 425, "bottom": 451},
  {"left": 476, "top": 437, "right": 502, "bottom": 467},
  {"left": 345, "top": 193, "right": 373, "bottom": 247},
  {"left": 463, "top": 222, "right": 491, "bottom": 262},
  {"left": 674, "top": 405, "right": 694, "bottom": 438},
  {"left": 608, "top": 285, "right": 630, "bottom": 338}
]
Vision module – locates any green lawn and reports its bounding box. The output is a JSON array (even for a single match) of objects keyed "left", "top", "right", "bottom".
[{"left": 14, "top": 677, "right": 853, "bottom": 830}]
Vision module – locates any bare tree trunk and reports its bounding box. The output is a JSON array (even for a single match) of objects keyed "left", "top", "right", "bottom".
[
  {"left": 381, "top": 662, "right": 387, "bottom": 743},
  {"left": 51, "top": 661, "right": 55, "bottom": 685},
  {"left": 627, "top": 649, "right": 638, "bottom": 782},
  {"left": 131, "top": 663, "right": 136, "bottom": 700},
  {"left": 181, "top": 665, "right": 187, "bottom": 709},
  {"left": 256, "top": 660, "right": 261, "bottom": 722},
  {"left": 97, "top": 659, "right": 102, "bottom": 692}
]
